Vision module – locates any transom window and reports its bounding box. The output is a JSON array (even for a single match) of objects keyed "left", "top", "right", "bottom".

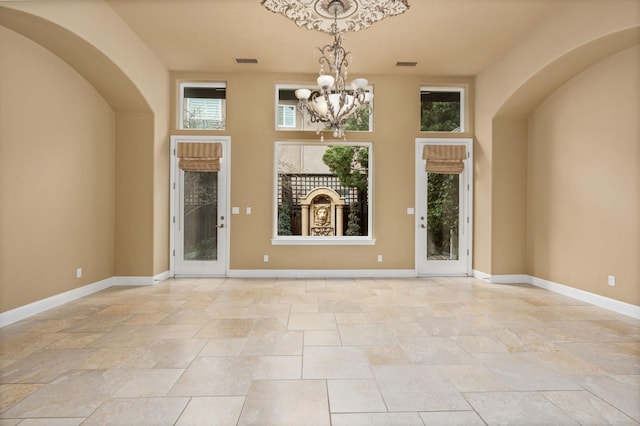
[
  {"left": 420, "top": 87, "right": 465, "bottom": 132},
  {"left": 179, "top": 82, "right": 226, "bottom": 130},
  {"left": 276, "top": 84, "right": 373, "bottom": 132}
]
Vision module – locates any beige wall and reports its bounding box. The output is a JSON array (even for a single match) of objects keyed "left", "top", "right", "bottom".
[
  {"left": 527, "top": 45, "right": 640, "bottom": 305},
  {"left": 0, "top": 27, "right": 116, "bottom": 311},
  {"left": 475, "top": 0, "right": 640, "bottom": 276},
  {"left": 172, "top": 73, "right": 473, "bottom": 271}
]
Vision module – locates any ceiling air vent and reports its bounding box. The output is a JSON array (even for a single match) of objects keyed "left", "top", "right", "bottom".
[
  {"left": 235, "top": 58, "right": 258, "bottom": 64},
  {"left": 396, "top": 61, "right": 417, "bottom": 67}
]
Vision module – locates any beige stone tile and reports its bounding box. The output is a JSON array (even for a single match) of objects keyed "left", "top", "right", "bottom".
[
  {"left": 0, "top": 333, "right": 66, "bottom": 360},
  {"left": 373, "top": 365, "right": 470, "bottom": 411},
  {"left": 331, "top": 412, "right": 424, "bottom": 426},
  {"left": 124, "top": 338, "right": 207, "bottom": 369},
  {"left": 475, "top": 353, "right": 581, "bottom": 391},
  {"left": 303, "top": 346, "right": 373, "bottom": 379},
  {"left": 199, "top": 338, "right": 246, "bottom": 356},
  {"left": 364, "top": 346, "right": 411, "bottom": 366},
  {"left": 558, "top": 342, "right": 640, "bottom": 375},
  {"left": 0, "top": 369, "right": 130, "bottom": 418},
  {"left": 44, "top": 333, "right": 104, "bottom": 349},
  {"left": 122, "top": 313, "right": 168, "bottom": 325},
  {"left": 0, "top": 349, "right": 93, "bottom": 383},
  {"left": 339, "top": 324, "right": 399, "bottom": 346},
  {"left": 335, "top": 313, "right": 368, "bottom": 324},
  {"left": 0, "top": 419, "right": 21, "bottom": 426},
  {"left": 76, "top": 347, "right": 137, "bottom": 369},
  {"left": 168, "top": 356, "right": 255, "bottom": 396},
  {"left": 0, "top": 384, "right": 42, "bottom": 412},
  {"left": 113, "top": 369, "right": 184, "bottom": 397},
  {"left": 543, "top": 390, "right": 638, "bottom": 425},
  {"left": 158, "top": 309, "right": 211, "bottom": 325},
  {"left": 242, "top": 331, "right": 303, "bottom": 356},
  {"left": 195, "top": 319, "right": 254, "bottom": 338},
  {"left": 238, "top": 380, "right": 330, "bottom": 426},
  {"left": 440, "top": 364, "right": 510, "bottom": 392},
  {"left": 82, "top": 397, "right": 188, "bottom": 425},
  {"left": 251, "top": 355, "right": 302, "bottom": 380},
  {"left": 318, "top": 299, "right": 362, "bottom": 313},
  {"left": 12, "top": 419, "right": 84, "bottom": 426},
  {"left": 176, "top": 396, "right": 245, "bottom": 426},
  {"left": 328, "top": 379, "right": 386, "bottom": 413},
  {"left": 288, "top": 312, "right": 337, "bottom": 331},
  {"left": 291, "top": 303, "right": 318, "bottom": 313},
  {"left": 465, "top": 392, "right": 578, "bottom": 425},
  {"left": 578, "top": 375, "right": 640, "bottom": 422},
  {"left": 451, "top": 335, "right": 509, "bottom": 353},
  {"left": 243, "top": 303, "right": 290, "bottom": 319},
  {"left": 304, "top": 330, "right": 342, "bottom": 346},
  {"left": 400, "top": 336, "right": 475, "bottom": 365},
  {"left": 419, "top": 411, "right": 486, "bottom": 425}
]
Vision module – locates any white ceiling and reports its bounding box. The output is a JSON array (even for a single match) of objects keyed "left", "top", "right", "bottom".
[{"left": 106, "top": 0, "right": 564, "bottom": 76}]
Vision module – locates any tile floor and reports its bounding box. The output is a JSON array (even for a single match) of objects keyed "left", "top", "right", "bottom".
[{"left": 0, "top": 277, "right": 639, "bottom": 425}]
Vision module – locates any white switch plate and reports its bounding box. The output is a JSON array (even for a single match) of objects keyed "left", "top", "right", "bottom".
[
  {"left": 377, "top": 255, "right": 383, "bottom": 262},
  {"left": 76, "top": 268, "right": 82, "bottom": 278},
  {"left": 232, "top": 207, "right": 240, "bottom": 215},
  {"left": 608, "top": 275, "right": 616, "bottom": 286},
  {"left": 263, "top": 255, "right": 269, "bottom": 263},
  {"left": 407, "top": 207, "right": 415, "bottom": 215},
  {"left": 246, "top": 207, "right": 252, "bottom": 215}
]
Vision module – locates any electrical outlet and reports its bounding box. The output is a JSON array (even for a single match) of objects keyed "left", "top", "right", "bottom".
[
  {"left": 263, "top": 255, "right": 269, "bottom": 263},
  {"left": 377, "top": 255, "right": 383, "bottom": 262},
  {"left": 608, "top": 275, "right": 616, "bottom": 286},
  {"left": 76, "top": 268, "right": 82, "bottom": 278}
]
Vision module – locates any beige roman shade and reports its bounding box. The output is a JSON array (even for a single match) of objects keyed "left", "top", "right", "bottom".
[
  {"left": 177, "top": 143, "right": 222, "bottom": 172},
  {"left": 422, "top": 145, "right": 467, "bottom": 174}
]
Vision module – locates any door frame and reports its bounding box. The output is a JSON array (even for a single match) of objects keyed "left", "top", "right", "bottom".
[
  {"left": 415, "top": 138, "right": 473, "bottom": 276},
  {"left": 170, "top": 135, "right": 231, "bottom": 277}
]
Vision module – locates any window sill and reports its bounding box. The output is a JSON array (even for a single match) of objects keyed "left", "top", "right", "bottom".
[{"left": 271, "top": 237, "right": 376, "bottom": 246}]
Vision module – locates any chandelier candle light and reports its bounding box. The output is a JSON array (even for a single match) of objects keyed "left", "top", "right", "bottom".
[{"left": 262, "top": 0, "right": 410, "bottom": 139}]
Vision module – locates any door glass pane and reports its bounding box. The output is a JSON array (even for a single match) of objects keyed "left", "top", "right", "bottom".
[
  {"left": 427, "top": 173, "right": 459, "bottom": 260},
  {"left": 183, "top": 171, "right": 218, "bottom": 261}
]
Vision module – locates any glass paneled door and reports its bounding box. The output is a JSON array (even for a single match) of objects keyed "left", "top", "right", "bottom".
[
  {"left": 171, "top": 136, "right": 228, "bottom": 276},
  {"left": 415, "top": 139, "right": 472, "bottom": 275}
]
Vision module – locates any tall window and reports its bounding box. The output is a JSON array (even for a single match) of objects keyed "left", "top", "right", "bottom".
[
  {"left": 179, "top": 82, "right": 226, "bottom": 130},
  {"left": 273, "top": 141, "right": 373, "bottom": 245},
  {"left": 420, "top": 87, "right": 465, "bottom": 132}
]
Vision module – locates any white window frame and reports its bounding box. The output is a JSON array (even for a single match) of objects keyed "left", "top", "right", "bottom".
[
  {"left": 179, "top": 81, "right": 226, "bottom": 130},
  {"left": 420, "top": 86, "right": 466, "bottom": 133},
  {"left": 277, "top": 104, "right": 297, "bottom": 128},
  {"left": 271, "top": 140, "right": 375, "bottom": 246}
]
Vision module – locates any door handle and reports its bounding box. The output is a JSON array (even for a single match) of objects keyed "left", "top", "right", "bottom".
[
  {"left": 216, "top": 224, "right": 225, "bottom": 228},
  {"left": 420, "top": 224, "right": 426, "bottom": 228}
]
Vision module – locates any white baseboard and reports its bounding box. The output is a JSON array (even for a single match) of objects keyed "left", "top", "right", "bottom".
[
  {"left": 112, "top": 271, "right": 169, "bottom": 286},
  {"left": 228, "top": 269, "right": 418, "bottom": 279},
  {"left": 0, "top": 277, "right": 114, "bottom": 327},
  {"left": 479, "top": 272, "right": 640, "bottom": 320},
  {"left": 529, "top": 275, "right": 640, "bottom": 320}
]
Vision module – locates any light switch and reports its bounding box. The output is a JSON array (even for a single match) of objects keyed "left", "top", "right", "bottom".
[
  {"left": 232, "top": 207, "right": 240, "bottom": 215},
  {"left": 246, "top": 207, "right": 252, "bottom": 215},
  {"left": 407, "top": 207, "right": 415, "bottom": 215}
]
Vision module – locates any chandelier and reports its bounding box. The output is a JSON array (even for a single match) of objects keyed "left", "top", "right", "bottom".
[{"left": 262, "top": 0, "right": 410, "bottom": 139}]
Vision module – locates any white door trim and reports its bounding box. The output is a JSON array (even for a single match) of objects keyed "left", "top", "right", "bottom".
[
  {"left": 415, "top": 138, "right": 473, "bottom": 276},
  {"left": 170, "top": 135, "right": 231, "bottom": 277}
]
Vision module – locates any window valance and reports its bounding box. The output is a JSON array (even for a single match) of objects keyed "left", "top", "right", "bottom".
[
  {"left": 177, "top": 143, "right": 222, "bottom": 172},
  {"left": 422, "top": 144, "right": 467, "bottom": 174}
]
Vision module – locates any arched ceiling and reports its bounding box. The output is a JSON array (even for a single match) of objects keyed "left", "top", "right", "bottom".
[{"left": 0, "top": 6, "right": 150, "bottom": 113}]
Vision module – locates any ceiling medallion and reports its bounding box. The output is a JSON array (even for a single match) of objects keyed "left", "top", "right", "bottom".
[{"left": 262, "top": 0, "right": 409, "bottom": 33}]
